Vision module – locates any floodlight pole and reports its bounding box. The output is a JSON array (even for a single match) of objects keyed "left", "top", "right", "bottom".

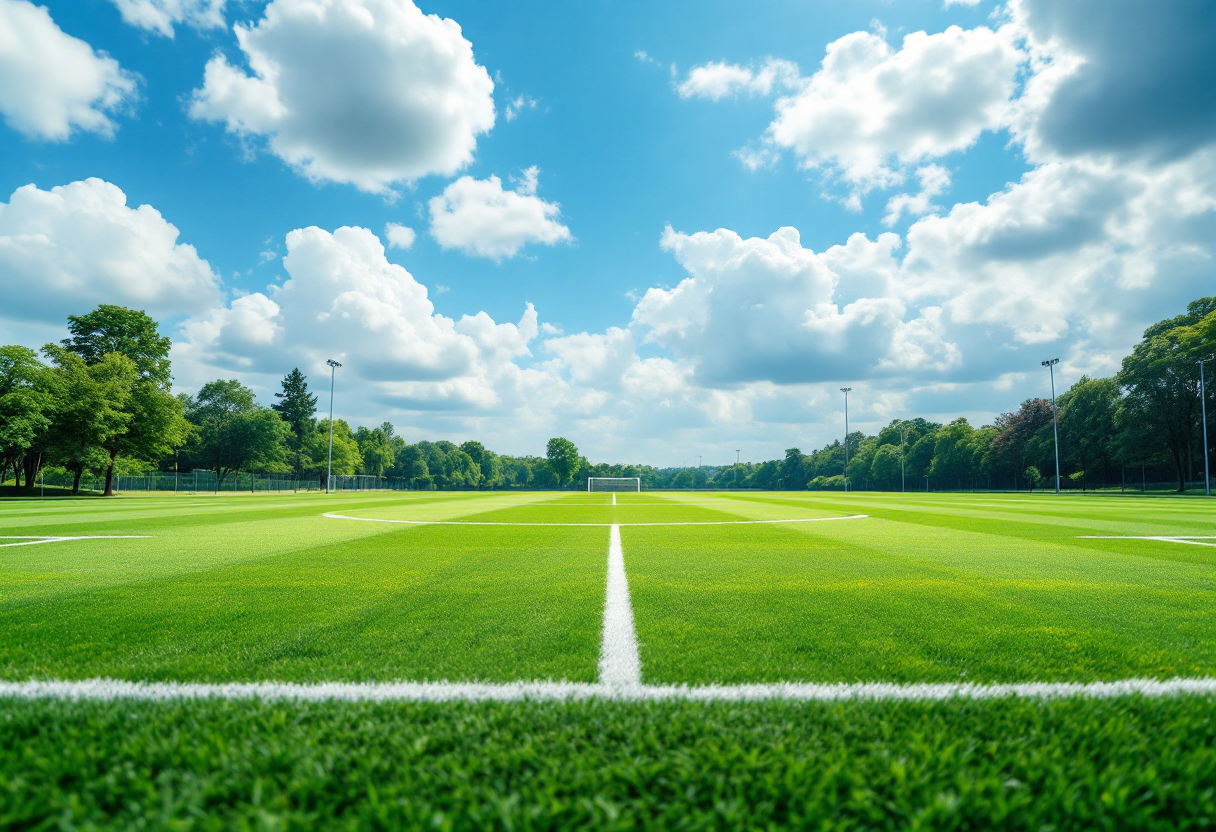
[
  {"left": 326, "top": 359, "right": 342, "bottom": 494},
  {"left": 735, "top": 449, "right": 740, "bottom": 488},
  {"left": 1042, "top": 359, "right": 1061, "bottom": 495},
  {"left": 1200, "top": 358, "right": 1210, "bottom": 496},
  {"left": 840, "top": 388, "right": 852, "bottom": 492}
]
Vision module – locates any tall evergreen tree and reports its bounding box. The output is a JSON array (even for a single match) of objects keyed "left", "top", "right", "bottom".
[{"left": 272, "top": 368, "right": 317, "bottom": 478}]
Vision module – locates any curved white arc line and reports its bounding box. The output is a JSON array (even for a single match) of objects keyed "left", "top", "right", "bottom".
[
  {"left": 321, "top": 513, "right": 868, "bottom": 527},
  {"left": 3, "top": 677, "right": 1215, "bottom": 703}
]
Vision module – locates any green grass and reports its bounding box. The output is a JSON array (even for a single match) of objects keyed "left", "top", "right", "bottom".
[
  {"left": 0, "top": 492, "right": 606, "bottom": 682},
  {"left": 4, "top": 489, "right": 1216, "bottom": 827},
  {"left": 627, "top": 493, "right": 1216, "bottom": 684},
  {"left": 5, "top": 695, "right": 1216, "bottom": 830}
]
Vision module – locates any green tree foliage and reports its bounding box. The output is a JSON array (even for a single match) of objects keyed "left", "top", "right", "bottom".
[
  {"left": 42, "top": 348, "right": 137, "bottom": 494},
  {"left": 355, "top": 423, "right": 397, "bottom": 478},
  {"left": 272, "top": 369, "right": 317, "bottom": 478},
  {"left": 1059, "top": 376, "right": 1119, "bottom": 490},
  {"left": 308, "top": 419, "right": 362, "bottom": 483},
  {"left": 62, "top": 305, "right": 173, "bottom": 386},
  {"left": 57, "top": 306, "right": 187, "bottom": 495},
  {"left": 0, "top": 346, "right": 55, "bottom": 488},
  {"left": 185, "top": 380, "right": 289, "bottom": 485},
  {"left": 1117, "top": 298, "right": 1214, "bottom": 491},
  {"left": 869, "top": 444, "right": 903, "bottom": 490},
  {"left": 546, "top": 437, "right": 580, "bottom": 485}
]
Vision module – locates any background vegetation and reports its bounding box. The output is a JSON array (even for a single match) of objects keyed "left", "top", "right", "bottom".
[{"left": 2, "top": 298, "right": 1213, "bottom": 494}]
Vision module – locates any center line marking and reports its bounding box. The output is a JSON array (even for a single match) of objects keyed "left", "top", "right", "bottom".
[{"left": 599, "top": 524, "right": 641, "bottom": 688}]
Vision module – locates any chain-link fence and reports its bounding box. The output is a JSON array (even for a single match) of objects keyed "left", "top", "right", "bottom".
[{"left": 32, "top": 469, "right": 416, "bottom": 494}]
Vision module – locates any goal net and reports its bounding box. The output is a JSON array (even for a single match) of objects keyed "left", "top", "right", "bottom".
[{"left": 588, "top": 477, "right": 641, "bottom": 492}]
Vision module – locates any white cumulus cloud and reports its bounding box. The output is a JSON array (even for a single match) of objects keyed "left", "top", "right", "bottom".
[
  {"left": 428, "top": 167, "right": 572, "bottom": 260},
  {"left": 631, "top": 226, "right": 911, "bottom": 385},
  {"left": 764, "top": 25, "right": 1022, "bottom": 190},
  {"left": 189, "top": 0, "right": 495, "bottom": 193},
  {"left": 175, "top": 225, "right": 540, "bottom": 411},
  {"left": 883, "top": 164, "right": 952, "bottom": 225},
  {"left": 384, "top": 222, "right": 416, "bottom": 250},
  {"left": 0, "top": 178, "right": 220, "bottom": 325},
  {"left": 109, "top": 0, "right": 226, "bottom": 37},
  {"left": 0, "top": 0, "right": 137, "bottom": 140},
  {"left": 677, "top": 58, "right": 799, "bottom": 100}
]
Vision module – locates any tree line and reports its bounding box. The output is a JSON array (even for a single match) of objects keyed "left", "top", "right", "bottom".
[{"left": 1, "top": 298, "right": 1213, "bottom": 494}]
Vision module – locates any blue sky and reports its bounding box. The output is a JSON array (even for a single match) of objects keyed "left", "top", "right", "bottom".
[{"left": 1, "top": 0, "right": 1214, "bottom": 465}]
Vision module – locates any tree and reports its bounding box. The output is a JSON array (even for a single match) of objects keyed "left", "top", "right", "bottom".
[
  {"left": 355, "top": 423, "right": 396, "bottom": 478},
  {"left": 1024, "top": 466, "right": 1042, "bottom": 490},
  {"left": 930, "top": 418, "right": 977, "bottom": 487},
  {"left": 59, "top": 306, "right": 185, "bottom": 495},
  {"left": 869, "top": 444, "right": 902, "bottom": 490},
  {"left": 905, "top": 434, "right": 937, "bottom": 482},
  {"left": 307, "top": 419, "right": 362, "bottom": 483},
  {"left": 62, "top": 305, "right": 173, "bottom": 386},
  {"left": 272, "top": 368, "right": 317, "bottom": 478},
  {"left": 185, "top": 380, "right": 289, "bottom": 485},
  {"left": 1117, "top": 299, "right": 1214, "bottom": 491},
  {"left": 396, "top": 445, "right": 431, "bottom": 487},
  {"left": 42, "top": 348, "right": 137, "bottom": 494},
  {"left": 546, "top": 437, "right": 580, "bottom": 486},
  {"left": 989, "top": 399, "right": 1054, "bottom": 486},
  {"left": 779, "top": 448, "right": 808, "bottom": 490},
  {"left": 1059, "top": 376, "right": 1119, "bottom": 489},
  {"left": 0, "top": 346, "right": 55, "bottom": 488}
]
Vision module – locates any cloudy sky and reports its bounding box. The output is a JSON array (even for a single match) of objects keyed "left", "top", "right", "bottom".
[{"left": 1, "top": 0, "right": 1213, "bottom": 465}]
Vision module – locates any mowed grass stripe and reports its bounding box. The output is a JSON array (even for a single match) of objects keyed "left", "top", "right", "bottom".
[
  {"left": 0, "top": 522, "right": 607, "bottom": 683},
  {"left": 625, "top": 512, "right": 1216, "bottom": 685}
]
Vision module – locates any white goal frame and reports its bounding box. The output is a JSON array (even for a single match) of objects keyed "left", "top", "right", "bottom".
[{"left": 588, "top": 477, "right": 641, "bottom": 492}]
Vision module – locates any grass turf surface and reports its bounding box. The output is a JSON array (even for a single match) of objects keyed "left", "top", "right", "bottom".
[
  {"left": 3, "top": 490, "right": 1216, "bottom": 827},
  {"left": 5, "top": 696, "right": 1216, "bottom": 830}
]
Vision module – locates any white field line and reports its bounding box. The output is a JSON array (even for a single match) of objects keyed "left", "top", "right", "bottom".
[
  {"left": 321, "top": 512, "right": 868, "bottom": 528},
  {"left": 1078, "top": 536, "right": 1216, "bottom": 547},
  {"left": 0, "top": 535, "right": 149, "bottom": 548},
  {"left": 599, "top": 524, "right": 641, "bottom": 688},
  {"left": 3, "top": 677, "right": 1216, "bottom": 703},
  {"left": 612, "top": 493, "right": 617, "bottom": 506}
]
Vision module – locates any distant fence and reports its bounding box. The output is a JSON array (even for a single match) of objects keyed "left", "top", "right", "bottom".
[{"left": 33, "top": 470, "right": 415, "bottom": 494}]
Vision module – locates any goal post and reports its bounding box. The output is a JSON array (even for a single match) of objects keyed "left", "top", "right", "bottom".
[{"left": 588, "top": 477, "right": 641, "bottom": 492}]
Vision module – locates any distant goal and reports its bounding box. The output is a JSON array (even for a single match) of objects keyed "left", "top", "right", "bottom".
[{"left": 588, "top": 477, "right": 641, "bottom": 492}]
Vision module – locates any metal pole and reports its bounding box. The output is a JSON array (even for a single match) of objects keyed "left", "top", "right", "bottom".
[
  {"left": 840, "top": 388, "right": 852, "bottom": 491},
  {"left": 326, "top": 359, "right": 342, "bottom": 494},
  {"left": 1200, "top": 359, "right": 1210, "bottom": 496},
  {"left": 735, "top": 449, "right": 740, "bottom": 488},
  {"left": 1042, "top": 359, "right": 1061, "bottom": 494}
]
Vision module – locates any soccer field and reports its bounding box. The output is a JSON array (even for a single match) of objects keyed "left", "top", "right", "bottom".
[{"left": 3, "top": 491, "right": 1216, "bottom": 827}]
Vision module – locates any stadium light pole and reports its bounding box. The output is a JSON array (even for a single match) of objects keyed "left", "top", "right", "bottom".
[
  {"left": 1200, "top": 358, "right": 1211, "bottom": 496},
  {"left": 840, "top": 388, "right": 852, "bottom": 492},
  {"left": 325, "top": 359, "right": 342, "bottom": 494},
  {"left": 735, "top": 449, "right": 740, "bottom": 488},
  {"left": 1042, "top": 358, "right": 1061, "bottom": 495}
]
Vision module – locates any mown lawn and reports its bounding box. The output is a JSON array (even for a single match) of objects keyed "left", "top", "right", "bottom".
[
  {"left": 626, "top": 493, "right": 1216, "bottom": 684},
  {"left": 4, "top": 694, "right": 1216, "bottom": 830}
]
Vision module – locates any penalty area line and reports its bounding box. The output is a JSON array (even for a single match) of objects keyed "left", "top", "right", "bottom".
[
  {"left": 0, "top": 535, "right": 149, "bottom": 548},
  {"left": 1078, "top": 536, "right": 1216, "bottom": 547},
  {"left": 3, "top": 677, "right": 1216, "bottom": 703}
]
